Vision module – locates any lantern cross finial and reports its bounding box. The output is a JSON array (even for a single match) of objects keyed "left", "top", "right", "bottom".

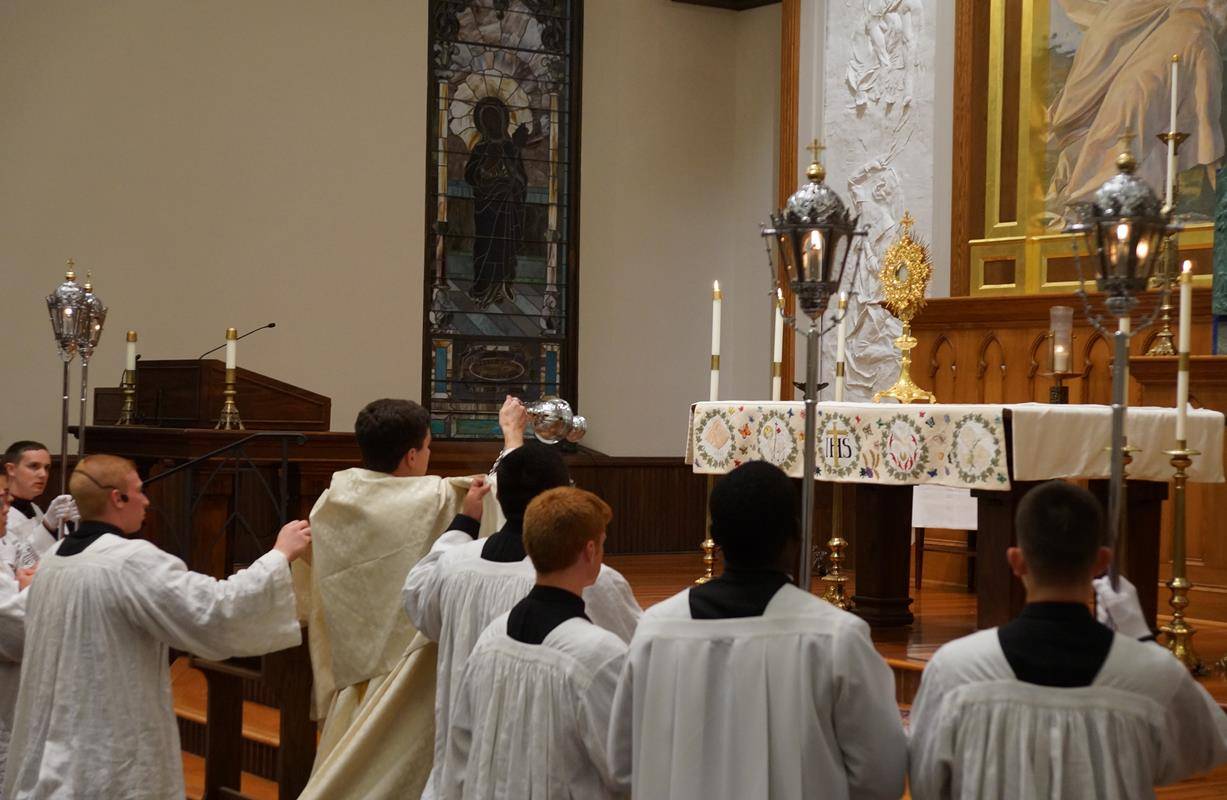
[{"left": 805, "top": 139, "right": 826, "bottom": 162}]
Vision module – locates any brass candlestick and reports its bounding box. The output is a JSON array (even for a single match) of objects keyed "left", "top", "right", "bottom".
[
  {"left": 696, "top": 474, "right": 717, "bottom": 584},
  {"left": 1160, "top": 444, "right": 1206, "bottom": 674},
  {"left": 216, "top": 368, "right": 244, "bottom": 430},
  {"left": 875, "top": 213, "right": 936, "bottom": 404},
  {"left": 117, "top": 369, "right": 137, "bottom": 425},
  {"left": 1146, "top": 130, "right": 1188, "bottom": 356},
  {"left": 822, "top": 483, "right": 850, "bottom": 608}
]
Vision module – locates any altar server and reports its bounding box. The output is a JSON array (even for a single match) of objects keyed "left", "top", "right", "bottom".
[
  {"left": 908, "top": 480, "right": 1227, "bottom": 800},
  {"left": 608, "top": 461, "right": 907, "bottom": 800},
  {"left": 0, "top": 472, "right": 29, "bottom": 800},
  {"left": 442, "top": 487, "right": 626, "bottom": 799},
  {"left": 404, "top": 440, "right": 641, "bottom": 800},
  {"left": 3, "top": 441, "right": 77, "bottom": 564},
  {"left": 296, "top": 398, "right": 510, "bottom": 800},
  {"left": 5, "top": 455, "right": 309, "bottom": 800}
]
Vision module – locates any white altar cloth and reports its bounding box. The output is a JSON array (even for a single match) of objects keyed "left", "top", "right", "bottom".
[
  {"left": 1009, "top": 404, "right": 1224, "bottom": 484},
  {"left": 686, "top": 402, "right": 1225, "bottom": 489}
]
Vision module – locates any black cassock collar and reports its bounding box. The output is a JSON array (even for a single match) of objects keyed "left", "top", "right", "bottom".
[
  {"left": 10, "top": 498, "right": 37, "bottom": 519},
  {"left": 689, "top": 565, "right": 791, "bottom": 619},
  {"left": 57, "top": 520, "right": 125, "bottom": 557},
  {"left": 506, "top": 585, "right": 590, "bottom": 645}
]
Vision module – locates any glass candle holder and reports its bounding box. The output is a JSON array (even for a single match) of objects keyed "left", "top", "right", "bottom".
[{"left": 1050, "top": 305, "right": 1074, "bottom": 373}]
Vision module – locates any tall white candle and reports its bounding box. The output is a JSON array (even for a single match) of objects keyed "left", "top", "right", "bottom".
[
  {"left": 834, "top": 292, "right": 848, "bottom": 402},
  {"left": 1176, "top": 260, "right": 1193, "bottom": 442},
  {"left": 772, "top": 289, "right": 784, "bottom": 401},
  {"left": 1166, "top": 55, "right": 1179, "bottom": 209},
  {"left": 225, "top": 327, "right": 238, "bottom": 370},
  {"left": 710, "top": 282, "right": 721, "bottom": 401},
  {"left": 125, "top": 331, "right": 137, "bottom": 371}
]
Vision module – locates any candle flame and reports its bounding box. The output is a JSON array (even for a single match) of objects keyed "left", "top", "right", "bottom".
[
  {"left": 1182, "top": 260, "right": 1193, "bottom": 274},
  {"left": 1135, "top": 240, "right": 1149, "bottom": 260},
  {"left": 1115, "top": 223, "right": 1130, "bottom": 242},
  {"left": 713, "top": 280, "right": 719, "bottom": 292},
  {"left": 809, "top": 231, "right": 823, "bottom": 250}
]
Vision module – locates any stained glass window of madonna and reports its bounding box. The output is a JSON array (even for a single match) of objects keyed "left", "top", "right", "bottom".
[{"left": 424, "top": 0, "right": 580, "bottom": 439}]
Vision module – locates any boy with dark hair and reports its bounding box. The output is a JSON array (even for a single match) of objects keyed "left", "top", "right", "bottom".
[
  {"left": 909, "top": 480, "right": 1227, "bottom": 799},
  {"left": 404, "top": 442, "right": 641, "bottom": 800},
  {"left": 3, "top": 440, "right": 78, "bottom": 564},
  {"left": 296, "top": 397, "right": 514, "bottom": 800},
  {"left": 608, "top": 460, "right": 907, "bottom": 800},
  {"left": 442, "top": 487, "right": 627, "bottom": 798}
]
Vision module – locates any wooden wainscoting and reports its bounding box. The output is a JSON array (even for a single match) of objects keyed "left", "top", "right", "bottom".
[{"left": 909, "top": 289, "right": 1227, "bottom": 622}]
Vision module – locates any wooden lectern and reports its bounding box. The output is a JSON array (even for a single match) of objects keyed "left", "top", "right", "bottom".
[{"left": 93, "top": 359, "right": 330, "bottom": 430}]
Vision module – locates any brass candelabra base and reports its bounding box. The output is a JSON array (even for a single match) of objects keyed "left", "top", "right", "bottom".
[
  {"left": 821, "top": 536, "right": 851, "bottom": 609},
  {"left": 874, "top": 325, "right": 936, "bottom": 404},
  {"left": 215, "top": 370, "right": 244, "bottom": 431},
  {"left": 1161, "top": 446, "right": 1206, "bottom": 675},
  {"left": 116, "top": 370, "right": 137, "bottom": 425},
  {"left": 696, "top": 474, "right": 716, "bottom": 584}
]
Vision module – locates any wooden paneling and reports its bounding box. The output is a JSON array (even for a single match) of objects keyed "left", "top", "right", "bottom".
[
  {"left": 1133, "top": 357, "right": 1227, "bottom": 623},
  {"left": 950, "top": 0, "right": 991, "bottom": 296},
  {"left": 909, "top": 290, "right": 1227, "bottom": 622}
]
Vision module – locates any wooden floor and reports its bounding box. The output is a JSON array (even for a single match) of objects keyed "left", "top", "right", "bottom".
[{"left": 179, "top": 551, "right": 1227, "bottom": 798}]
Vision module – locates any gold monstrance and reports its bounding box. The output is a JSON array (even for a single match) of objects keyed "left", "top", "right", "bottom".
[{"left": 874, "top": 212, "right": 936, "bottom": 404}]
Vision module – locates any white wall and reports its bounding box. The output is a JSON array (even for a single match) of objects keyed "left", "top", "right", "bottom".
[
  {"left": 0, "top": 0, "right": 429, "bottom": 446},
  {"left": 578, "top": 0, "right": 780, "bottom": 456},
  {"left": 0, "top": 0, "right": 780, "bottom": 458}
]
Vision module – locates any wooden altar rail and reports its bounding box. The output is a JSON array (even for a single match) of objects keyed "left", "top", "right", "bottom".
[{"left": 910, "top": 289, "right": 1227, "bottom": 621}]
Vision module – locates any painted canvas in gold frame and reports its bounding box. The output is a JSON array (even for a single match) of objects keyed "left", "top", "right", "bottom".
[{"left": 972, "top": 0, "right": 1225, "bottom": 296}]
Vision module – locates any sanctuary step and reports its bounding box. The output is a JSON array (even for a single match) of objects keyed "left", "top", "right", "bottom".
[
  {"left": 182, "top": 752, "right": 277, "bottom": 800},
  {"left": 171, "top": 658, "right": 285, "bottom": 783}
]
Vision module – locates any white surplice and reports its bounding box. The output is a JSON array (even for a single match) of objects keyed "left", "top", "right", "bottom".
[
  {"left": 908, "top": 629, "right": 1227, "bottom": 800},
  {"left": 403, "top": 531, "right": 642, "bottom": 799},
  {"left": 4, "top": 534, "right": 300, "bottom": 800},
  {"left": 442, "top": 614, "right": 627, "bottom": 800},
  {"left": 608, "top": 584, "right": 907, "bottom": 800},
  {"left": 0, "top": 567, "right": 26, "bottom": 800},
  {"left": 3, "top": 508, "right": 54, "bottom": 568}
]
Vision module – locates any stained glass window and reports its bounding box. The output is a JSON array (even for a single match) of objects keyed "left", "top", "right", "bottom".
[{"left": 424, "top": 0, "right": 579, "bottom": 439}]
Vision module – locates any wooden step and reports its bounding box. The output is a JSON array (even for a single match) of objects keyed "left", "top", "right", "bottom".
[
  {"left": 182, "top": 752, "right": 277, "bottom": 800},
  {"left": 172, "top": 658, "right": 281, "bottom": 747}
]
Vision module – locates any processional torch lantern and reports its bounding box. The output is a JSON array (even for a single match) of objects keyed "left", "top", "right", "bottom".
[
  {"left": 1063, "top": 137, "right": 1177, "bottom": 591},
  {"left": 45, "top": 261, "right": 89, "bottom": 493},
  {"left": 762, "top": 143, "right": 866, "bottom": 592},
  {"left": 75, "top": 275, "right": 108, "bottom": 458}
]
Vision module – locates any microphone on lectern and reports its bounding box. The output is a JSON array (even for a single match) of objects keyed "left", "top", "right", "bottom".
[{"left": 197, "top": 323, "right": 277, "bottom": 360}]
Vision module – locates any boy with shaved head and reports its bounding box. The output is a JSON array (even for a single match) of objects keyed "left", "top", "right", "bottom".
[{"left": 6, "top": 455, "right": 311, "bottom": 800}]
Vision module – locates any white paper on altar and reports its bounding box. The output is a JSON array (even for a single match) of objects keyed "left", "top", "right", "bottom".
[
  {"left": 1008, "top": 404, "right": 1225, "bottom": 483},
  {"left": 911, "top": 485, "right": 978, "bottom": 531}
]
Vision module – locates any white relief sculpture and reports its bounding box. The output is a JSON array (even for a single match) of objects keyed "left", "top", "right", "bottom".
[
  {"left": 845, "top": 0, "right": 925, "bottom": 111},
  {"left": 1047, "top": 0, "right": 1227, "bottom": 222},
  {"left": 820, "top": 0, "right": 934, "bottom": 402}
]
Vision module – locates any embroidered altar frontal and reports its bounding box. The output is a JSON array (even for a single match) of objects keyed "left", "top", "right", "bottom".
[{"left": 687, "top": 402, "right": 1011, "bottom": 490}]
